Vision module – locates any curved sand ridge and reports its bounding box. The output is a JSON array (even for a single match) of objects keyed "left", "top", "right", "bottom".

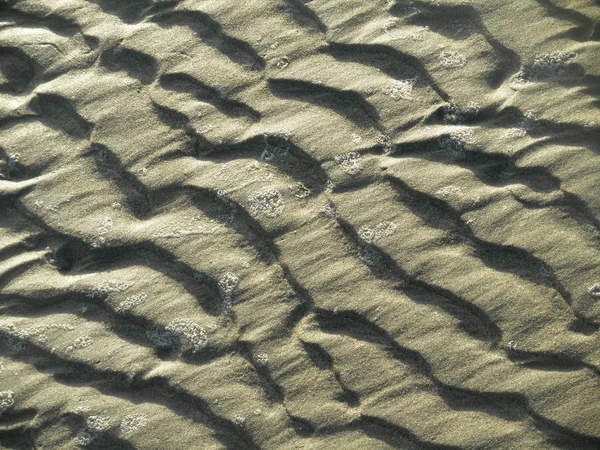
[{"left": 1, "top": 0, "right": 600, "bottom": 448}]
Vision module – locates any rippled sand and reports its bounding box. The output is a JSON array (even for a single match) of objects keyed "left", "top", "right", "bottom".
[{"left": 1, "top": 0, "right": 600, "bottom": 448}]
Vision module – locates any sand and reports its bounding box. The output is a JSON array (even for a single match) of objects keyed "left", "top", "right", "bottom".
[{"left": 1, "top": 0, "right": 600, "bottom": 448}]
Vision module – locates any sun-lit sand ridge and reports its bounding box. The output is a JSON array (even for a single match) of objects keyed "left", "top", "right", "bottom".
[{"left": 1, "top": 0, "right": 600, "bottom": 448}]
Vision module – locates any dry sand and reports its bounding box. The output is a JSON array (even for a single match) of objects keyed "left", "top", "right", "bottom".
[{"left": 1, "top": 0, "right": 600, "bottom": 448}]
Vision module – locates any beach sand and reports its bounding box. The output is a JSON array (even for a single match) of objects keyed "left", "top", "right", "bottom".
[{"left": 1, "top": 0, "right": 600, "bottom": 448}]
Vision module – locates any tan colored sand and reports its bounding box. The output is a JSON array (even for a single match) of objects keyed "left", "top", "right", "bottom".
[{"left": 1, "top": 0, "right": 600, "bottom": 448}]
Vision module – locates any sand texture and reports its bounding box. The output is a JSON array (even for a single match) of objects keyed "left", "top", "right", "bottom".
[{"left": 1, "top": 0, "right": 600, "bottom": 448}]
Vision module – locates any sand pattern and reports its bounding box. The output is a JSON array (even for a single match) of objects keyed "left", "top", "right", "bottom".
[{"left": 1, "top": 0, "right": 600, "bottom": 448}]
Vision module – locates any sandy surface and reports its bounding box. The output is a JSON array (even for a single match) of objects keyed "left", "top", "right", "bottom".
[{"left": 1, "top": 0, "right": 600, "bottom": 448}]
